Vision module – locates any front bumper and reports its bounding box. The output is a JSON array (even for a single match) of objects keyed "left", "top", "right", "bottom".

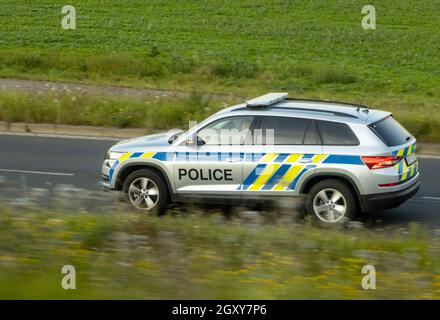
[
  {"left": 100, "top": 172, "right": 113, "bottom": 191},
  {"left": 99, "top": 180, "right": 112, "bottom": 191},
  {"left": 359, "top": 175, "right": 420, "bottom": 212}
]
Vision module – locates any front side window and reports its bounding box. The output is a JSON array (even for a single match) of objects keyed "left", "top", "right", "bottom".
[
  {"left": 197, "top": 116, "right": 254, "bottom": 145},
  {"left": 259, "top": 116, "right": 308, "bottom": 145},
  {"left": 317, "top": 121, "right": 359, "bottom": 145}
]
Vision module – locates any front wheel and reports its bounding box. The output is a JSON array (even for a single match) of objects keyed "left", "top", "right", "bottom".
[
  {"left": 306, "top": 179, "right": 357, "bottom": 224},
  {"left": 122, "top": 169, "right": 169, "bottom": 214}
]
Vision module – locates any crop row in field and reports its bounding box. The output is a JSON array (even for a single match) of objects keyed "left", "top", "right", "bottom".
[{"left": 0, "top": 1, "right": 439, "bottom": 97}]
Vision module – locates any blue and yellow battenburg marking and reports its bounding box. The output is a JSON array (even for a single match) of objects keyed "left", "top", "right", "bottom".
[
  {"left": 241, "top": 153, "right": 329, "bottom": 191},
  {"left": 108, "top": 151, "right": 366, "bottom": 188},
  {"left": 394, "top": 158, "right": 418, "bottom": 182},
  {"left": 392, "top": 143, "right": 417, "bottom": 157},
  {"left": 240, "top": 153, "right": 364, "bottom": 191},
  {"left": 108, "top": 151, "right": 168, "bottom": 182},
  {"left": 392, "top": 142, "right": 418, "bottom": 182}
]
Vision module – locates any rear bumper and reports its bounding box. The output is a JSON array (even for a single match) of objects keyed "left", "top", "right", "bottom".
[{"left": 359, "top": 175, "right": 420, "bottom": 212}]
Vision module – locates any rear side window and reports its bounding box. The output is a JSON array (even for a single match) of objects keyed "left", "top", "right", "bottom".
[
  {"left": 317, "top": 121, "right": 359, "bottom": 145},
  {"left": 259, "top": 116, "right": 308, "bottom": 145},
  {"left": 369, "top": 116, "right": 411, "bottom": 147}
]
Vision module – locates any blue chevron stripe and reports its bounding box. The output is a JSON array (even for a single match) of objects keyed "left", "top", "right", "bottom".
[
  {"left": 241, "top": 164, "right": 266, "bottom": 190},
  {"left": 261, "top": 164, "right": 291, "bottom": 190}
]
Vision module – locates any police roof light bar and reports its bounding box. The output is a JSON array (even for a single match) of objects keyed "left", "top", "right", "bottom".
[{"left": 246, "top": 92, "right": 288, "bottom": 108}]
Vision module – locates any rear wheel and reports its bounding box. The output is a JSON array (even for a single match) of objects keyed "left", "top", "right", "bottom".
[
  {"left": 306, "top": 179, "right": 357, "bottom": 224},
  {"left": 122, "top": 169, "right": 169, "bottom": 214}
]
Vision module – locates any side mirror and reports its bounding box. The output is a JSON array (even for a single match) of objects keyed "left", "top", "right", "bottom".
[
  {"left": 186, "top": 138, "right": 195, "bottom": 146},
  {"left": 186, "top": 136, "right": 206, "bottom": 146},
  {"left": 168, "top": 134, "right": 179, "bottom": 144}
]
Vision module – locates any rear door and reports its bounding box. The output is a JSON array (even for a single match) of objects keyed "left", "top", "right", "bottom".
[
  {"left": 369, "top": 115, "right": 418, "bottom": 181},
  {"left": 241, "top": 116, "right": 323, "bottom": 196}
]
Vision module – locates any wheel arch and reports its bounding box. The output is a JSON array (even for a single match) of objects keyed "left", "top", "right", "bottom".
[{"left": 115, "top": 162, "right": 176, "bottom": 202}]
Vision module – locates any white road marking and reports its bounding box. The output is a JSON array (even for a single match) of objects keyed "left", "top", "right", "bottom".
[
  {"left": 417, "top": 155, "right": 440, "bottom": 160},
  {"left": 0, "top": 131, "right": 121, "bottom": 141},
  {"left": 422, "top": 196, "right": 440, "bottom": 201},
  {"left": 0, "top": 168, "right": 75, "bottom": 176}
]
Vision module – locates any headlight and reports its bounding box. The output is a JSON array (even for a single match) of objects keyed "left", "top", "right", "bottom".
[{"left": 105, "top": 151, "right": 125, "bottom": 160}]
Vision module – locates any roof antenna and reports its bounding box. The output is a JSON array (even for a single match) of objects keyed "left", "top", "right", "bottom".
[{"left": 358, "top": 93, "right": 368, "bottom": 113}]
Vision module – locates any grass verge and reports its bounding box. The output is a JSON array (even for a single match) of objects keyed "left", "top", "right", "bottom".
[
  {"left": 0, "top": 90, "right": 225, "bottom": 130},
  {"left": 1, "top": 90, "right": 439, "bottom": 142}
]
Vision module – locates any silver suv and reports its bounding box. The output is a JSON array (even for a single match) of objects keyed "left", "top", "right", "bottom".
[{"left": 102, "top": 93, "right": 420, "bottom": 223}]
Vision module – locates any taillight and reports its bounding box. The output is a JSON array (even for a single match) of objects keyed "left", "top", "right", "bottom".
[
  {"left": 378, "top": 182, "right": 400, "bottom": 187},
  {"left": 361, "top": 156, "right": 402, "bottom": 169}
]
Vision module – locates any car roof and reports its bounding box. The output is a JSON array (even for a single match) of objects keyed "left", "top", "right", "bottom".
[{"left": 216, "top": 99, "right": 390, "bottom": 125}]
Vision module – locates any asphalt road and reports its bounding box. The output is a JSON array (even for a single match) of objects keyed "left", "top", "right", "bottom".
[{"left": 0, "top": 134, "right": 439, "bottom": 227}]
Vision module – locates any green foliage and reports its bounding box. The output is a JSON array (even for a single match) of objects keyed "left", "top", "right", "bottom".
[
  {"left": 1, "top": 90, "right": 439, "bottom": 142},
  {"left": 0, "top": 90, "right": 224, "bottom": 130}
]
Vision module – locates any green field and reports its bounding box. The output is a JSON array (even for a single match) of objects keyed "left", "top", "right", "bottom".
[
  {"left": 1, "top": 1, "right": 439, "bottom": 95},
  {"left": 1, "top": 205, "right": 440, "bottom": 299},
  {"left": 0, "top": 1, "right": 439, "bottom": 140}
]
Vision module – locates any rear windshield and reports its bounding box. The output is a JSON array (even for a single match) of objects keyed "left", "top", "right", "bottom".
[{"left": 369, "top": 116, "right": 411, "bottom": 147}]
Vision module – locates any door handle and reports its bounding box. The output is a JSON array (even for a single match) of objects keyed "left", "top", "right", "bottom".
[
  {"left": 225, "top": 157, "right": 242, "bottom": 162},
  {"left": 298, "top": 158, "right": 313, "bottom": 163}
]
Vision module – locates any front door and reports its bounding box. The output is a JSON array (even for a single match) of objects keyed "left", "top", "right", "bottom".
[{"left": 173, "top": 116, "right": 255, "bottom": 196}]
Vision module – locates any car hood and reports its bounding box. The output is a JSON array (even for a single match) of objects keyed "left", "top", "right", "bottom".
[{"left": 111, "top": 130, "right": 183, "bottom": 151}]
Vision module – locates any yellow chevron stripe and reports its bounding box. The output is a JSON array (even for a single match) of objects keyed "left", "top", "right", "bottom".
[
  {"left": 397, "top": 148, "right": 405, "bottom": 157},
  {"left": 118, "top": 152, "right": 133, "bottom": 162},
  {"left": 284, "top": 153, "right": 302, "bottom": 163},
  {"left": 312, "top": 154, "right": 328, "bottom": 164},
  {"left": 273, "top": 164, "right": 305, "bottom": 191},
  {"left": 407, "top": 145, "right": 413, "bottom": 156},
  {"left": 401, "top": 160, "right": 410, "bottom": 181},
  {"left": 413, "top": 161, "right": 418, "bottom": 175},
  {"left": 260, "top": 153, "right": 279, "bottom": 163},
  {"left": 141, "top": 151, "right": 155, "bottom": 158},
  {"left": 401, "top": 172, "right": 408, "bottom": 181},
  {"left": 249, "top": 163, "right": 281, "bottom": 191}
]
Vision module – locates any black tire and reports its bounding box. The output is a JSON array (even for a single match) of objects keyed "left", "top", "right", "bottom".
[
  {"left": 122, "top": 169, "right": 169, "bottom": 215},
  {"left": 306, "top": 179, "right": 357, "bottom": 224}
]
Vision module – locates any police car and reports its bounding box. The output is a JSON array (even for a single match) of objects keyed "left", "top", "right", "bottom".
[{"left": 102, "top": 93, "right": 420, "bottom": 223}]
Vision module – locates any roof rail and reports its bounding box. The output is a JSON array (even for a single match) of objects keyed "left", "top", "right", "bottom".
[
  {"left": 285, "top": 98, "right": 372, "bottom": 110},
  {"left": 269, "top": 106, "right": 359, "bottom": 119},
  {"left": 246, "top": 92, "right": 288, "bottom": 108}
]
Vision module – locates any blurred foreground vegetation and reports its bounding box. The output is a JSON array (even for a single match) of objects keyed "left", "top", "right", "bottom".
[{"left": 0, "top": 204, "right": 439, "bottom": 299}]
